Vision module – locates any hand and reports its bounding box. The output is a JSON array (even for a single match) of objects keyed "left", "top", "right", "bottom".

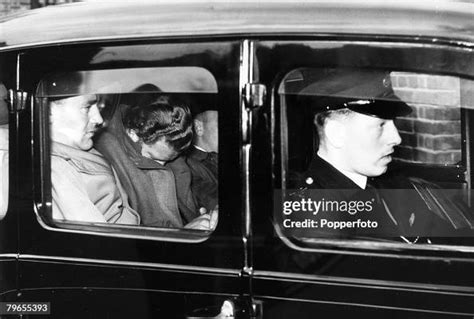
[{"left": 184, "top": 205, "right": 218, "bottom": 230}]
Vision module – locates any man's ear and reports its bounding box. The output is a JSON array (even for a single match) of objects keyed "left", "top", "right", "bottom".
[
  {"left": 126, "top": 129, "right": 140, "bottom": 142},
  {"left": 193, "top": 119, "right": 204, "bottom": 137},
  {"left": 324, "top": 118, "right": 345, "bottom": 148}
]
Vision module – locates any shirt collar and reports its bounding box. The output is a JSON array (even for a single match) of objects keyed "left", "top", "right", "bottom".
[{"left": 194, "top": 145, "right": 207, "bottom": 153}]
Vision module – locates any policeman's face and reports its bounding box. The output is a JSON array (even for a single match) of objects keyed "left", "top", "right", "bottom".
[
  {"left": 341, "top": 112, "right": 402, "bottom": 177},
  {"left": 50, "top": 94, "right": 104, "bottom": 151}
]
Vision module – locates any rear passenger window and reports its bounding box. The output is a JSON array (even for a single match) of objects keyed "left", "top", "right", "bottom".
[{"left": 32, "top": 41, "right": 237, "bottom": 240}]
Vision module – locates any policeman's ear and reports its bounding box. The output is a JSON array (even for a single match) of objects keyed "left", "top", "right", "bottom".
[
  {"left": 126, "top": 129, "right": 140, "bottom": 142},
  {"left": 323, "top": 118, "right": 345, "bottom": 148}
]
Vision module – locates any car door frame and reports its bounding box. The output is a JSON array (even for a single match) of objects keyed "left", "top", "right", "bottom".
[
  {"left": 13, "top": 37, "right": 252, "bottom": 317},
  {"left": 249, "top": 35, "right": 474, "bottom": 318}
]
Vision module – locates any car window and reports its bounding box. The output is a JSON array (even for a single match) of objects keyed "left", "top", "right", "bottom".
[
  {"left": 0, "top": 82, "right": 8, "bottom": 220},
  {"left": 35, "top": 66, "right": 220, "bottom": 238},
  {"left": 276, "top": 66, "right": 474, "bottom": 246}
]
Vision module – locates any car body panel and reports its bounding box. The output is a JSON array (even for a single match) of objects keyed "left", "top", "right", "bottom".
[
  {"left": 17, "top": 258, "right": 243, "bottom": 317},
  {"left": 0, "top": 1, "right": 474, "bottom": 50}
]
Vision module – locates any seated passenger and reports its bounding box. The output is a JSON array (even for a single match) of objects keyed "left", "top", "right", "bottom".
[
  {"left": 189, "top": 110, "right": 218, "bottom": 178},
  {"left": 95, "top": 96, "right": 217, "bottom": 230},
  {"left": 49, "top": 94, "right": 140, "bottom": 225},
  {"left": 181, "top": 109, "right": 219, "bottom": 211},
  {"left": 293, "top": 70, "right": 457, "bottom": 238}
]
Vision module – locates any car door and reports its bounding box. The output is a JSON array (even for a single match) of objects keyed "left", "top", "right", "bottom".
[
  {"left": 0, "top": 51, "right": 18, "bottom": 302},
  {"left": 14, "top": 39, "right": 250, "bottom": 318},
  {"left": 251, "top": 39, "right": 474, "bottom": 318}
]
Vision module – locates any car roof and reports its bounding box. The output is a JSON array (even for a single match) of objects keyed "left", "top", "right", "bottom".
[{"left": 1, "top": 0, "right": 474, "bottom": 50}]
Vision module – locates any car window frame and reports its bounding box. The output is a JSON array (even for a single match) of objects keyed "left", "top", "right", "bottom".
[{"left": 29, "top": 39, "right": 240, "bottom": 243}]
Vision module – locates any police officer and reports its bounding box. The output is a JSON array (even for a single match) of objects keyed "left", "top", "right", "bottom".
[{"left": 294, "top": 70, "right": 456, "bottom": 239}]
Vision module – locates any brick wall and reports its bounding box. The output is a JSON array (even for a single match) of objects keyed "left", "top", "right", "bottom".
[
  {"left": 0, "top": 0, "right": 29, "bottom": 16},
  {"left": 0, "top": 0, "right": 75, "bottom": 17},
  {"left": 392, "top": 72, "right": 463, "bottom": 165}
]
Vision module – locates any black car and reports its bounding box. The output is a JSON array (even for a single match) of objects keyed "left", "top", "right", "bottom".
[{"left": 0, "top": 1, "right": 473, "bottom": 318}]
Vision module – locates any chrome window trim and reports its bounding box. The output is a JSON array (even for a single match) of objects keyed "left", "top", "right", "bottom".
[
  {"left": 2, "top": 31, "right": 474, "bottom": 54},
  {"left": 252, "top": 270, "right": 474, "bottom": 294},
  {"left": 32, "top": 202, "right": 212, "bottom": 244},
  {"left": 18, "top": 254, "right": 242, "bottom": 276},
  {"left": 276, "top": 224, "right": 474, "bottom": 258}
]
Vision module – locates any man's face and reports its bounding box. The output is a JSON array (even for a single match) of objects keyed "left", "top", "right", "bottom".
[
  {"left": 340, "top": 112, "right": 402, "bottom": 177},
  {"left": 50, "top": 94, "right": 103, "bottom": 151},
  {"left": 203, "top": 111, "right": 218, "bottom": 153},
  {"left": 141, "top": 137, "right": 180, "bottom": 164}
]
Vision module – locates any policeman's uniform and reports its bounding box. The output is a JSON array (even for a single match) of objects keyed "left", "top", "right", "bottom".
[{"left": 293, "top": 70, "right": 459, "bottom": 240}]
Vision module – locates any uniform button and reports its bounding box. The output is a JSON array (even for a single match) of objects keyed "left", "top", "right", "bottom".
[{"left": 305, "top": 177, "right": 314, "bottom": 185}]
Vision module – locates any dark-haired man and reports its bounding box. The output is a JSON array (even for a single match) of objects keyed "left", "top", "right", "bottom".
[{"left": 95, "top": 97, "right": 218, "bottom": 230}]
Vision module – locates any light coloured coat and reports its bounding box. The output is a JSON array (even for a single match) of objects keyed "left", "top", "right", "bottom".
[{"left": 51, "top": 141, "right": 140, "bottom": 225}]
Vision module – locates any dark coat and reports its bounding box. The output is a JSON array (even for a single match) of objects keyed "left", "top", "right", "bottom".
[
  {"left": 95, "top": 104, "right": 201, "bottom": 227},
  {"left": 188, "top": 147, "right": 218, "bottom": 179},
  {"left": 186, "top": 146, "right": 218, "bottom": 211},
  {"left": 291, "top": 155, "right": 456, "bottom": 238}
]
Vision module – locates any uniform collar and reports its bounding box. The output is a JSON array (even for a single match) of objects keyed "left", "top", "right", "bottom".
[
  {"left": 317, "top": 152, "right": 367, "bottom": 189},
  {"left": 305, "top": 154, "right": 362, "bottom": 189}
]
